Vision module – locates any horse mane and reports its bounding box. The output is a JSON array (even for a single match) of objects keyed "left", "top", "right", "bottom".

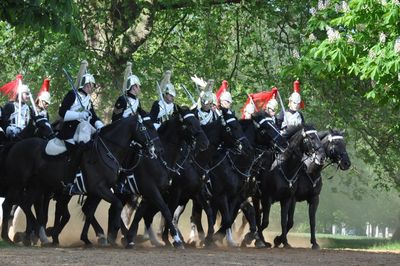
[{"left": 100, "top": 115, "right": 136, "bottom": 136}]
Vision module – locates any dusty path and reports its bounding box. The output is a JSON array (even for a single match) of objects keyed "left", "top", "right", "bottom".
[{"left": 0, "top": 246, "right": 399, "bottom": 266}]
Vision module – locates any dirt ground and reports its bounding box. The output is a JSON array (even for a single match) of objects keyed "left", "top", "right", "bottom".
[
  {"left": 0, "top": 246, "right": 399, "bottom": 266},
  {"left": 2, "top": 200, "right": 400, "bottom": 265}
]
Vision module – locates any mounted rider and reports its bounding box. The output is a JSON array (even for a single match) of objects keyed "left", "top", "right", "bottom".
[
  {"left": 2, "top": 79, "right": 34, "bottom": 140},
  {"left": 191, "top": 76, "right": 219, "bottom": 125},
  {"left": 113, "top": 62, "right": 147, "bottom": 195},
  {"left": 58, "top": 60, "right": 104, "bottom": 195},
  {"left": 276, "top": 80, "right": 305, "bottom": 133},
  {"left": 35, "top": 78, "right": 51, "bottom": 120},
  {"left": 264, "top": 97, "right": 288, "bottom": 152},
  {"left": 112, "top": 62, "right": 146, "bottom": 122},
  {"left": 150, "top": 70, "right": 176, "bottom": 130}
]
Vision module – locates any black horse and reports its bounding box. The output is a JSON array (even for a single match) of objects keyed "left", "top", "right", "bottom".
[
  {"left": 186, "top": 110, "right": 253, "bottom": 247},
  {"left": 156, "top": 108, "right": 252, "bottom": 247},
  {"left": 0, "top": 114, "right": 54, "bottom": 244},
  {"left": 257, "top": 125, "right": 326, "bottom": 248},
  {"left": 119, "top": 106, "right": 209, "bottom": 248},
  {"left": 273, "top": 129, "right": 351, "bottom": 249},
  {"left": 0, "top": 114, "right": 158, "bottom": 246}
]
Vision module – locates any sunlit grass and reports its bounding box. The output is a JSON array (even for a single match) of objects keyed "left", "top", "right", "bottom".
[{"left": 288, "top": 232, "right": 398, "bottom": 250}]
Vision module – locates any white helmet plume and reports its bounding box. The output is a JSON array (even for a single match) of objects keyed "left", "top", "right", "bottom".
[
  {"left": 191, "top": 75, "right": 207, "bottom": 89},
  {"left": 75, "top": 60, "right": 88, "bottom": 88},
  {"left": 123, "top": 62, "right": 133, "bottom": 91},
  {"left": 159, "top": 70, "right": 172, "bottom": 91}
]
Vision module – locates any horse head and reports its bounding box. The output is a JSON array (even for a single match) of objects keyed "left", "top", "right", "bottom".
[
  {"left": 33, "top": 115, "right": 54, "bottom": 139},
  {"left": 319, "top": 129, "right": 351, "bottom": 170},
  {"left": 136, "top": 114, "right": 163, "bottom": 159},
  {"left": 219, "top": 108, "right": 252, "bottom": 154},
  {"left": 174, "top": 105, "right": 209, "bottom": 152},
  {"left": 251, "top": 111, "right": 279, "bottom": 148},
  {"left": 286, "top": 124, "right": 325, "bottom": 166}
]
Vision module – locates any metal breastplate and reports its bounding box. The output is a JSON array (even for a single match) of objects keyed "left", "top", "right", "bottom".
[
  {"left": 9, "top": 103, "right": 30, "bottom": 128},
  {"left": 282, "top": 111, "right": 302, "bottom": 129},
  {"left": 157, "top": 101, "right": 174, "bottom": 122},
  {"left": 198, "top": 110, "right": 215, "bottom": 125},
  {"left": 69, "top": 93, "right": 92, "bottom": 112},
  {"left": 123, "top": 97, "right": 139, "bottom": 118}
]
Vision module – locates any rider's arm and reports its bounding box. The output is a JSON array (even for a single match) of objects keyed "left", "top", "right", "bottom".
[{"left": 111, "top": 96, "right": 126, "bottom": 123}]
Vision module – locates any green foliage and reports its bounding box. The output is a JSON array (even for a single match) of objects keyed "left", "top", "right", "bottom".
[{"left": 291, "top": 0, "right": 400, "bottom": 190}]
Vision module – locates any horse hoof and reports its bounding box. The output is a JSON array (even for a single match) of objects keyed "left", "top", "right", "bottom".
[
  {"left": 97, "top": 236, "right": 109, "bottom": 246},
  {"left": 173, "top": 241, "right": 184, "bottom": 249},
  {"left": 121, "top": 237, "right": 127, "bottom": 247},
  {"left": 22, "top": 238, "right": 31, "bottom": 247},
  {"left": 41, "top": 242, "right": 53, "bottom": 248},
  {"left": 126, "top": 242, "right": 135, "bottom": 249},
  {"left": 45, "top": 227, "right": 54, "bottom": 237},
  {"left": 273, "top": 236, "right": 282, "bottom": 247},
  {"left": 312, "top": 244, "right": 320, "bottom": 250},
  {"left": 255, "top": 239, "right": 267, "bottom": 249},
  {"left": 283, "top": 243, "right": 292, "bottom": 249},
  {"left": 13, "top": 232, "right": 25, "bottom": 243},
  {"left": 242, "top": 232, "right": 254, "bottom": 246}
]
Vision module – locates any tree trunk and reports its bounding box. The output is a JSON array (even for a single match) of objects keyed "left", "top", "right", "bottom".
[{"left": 392, "top": 226, "right": 400, "bottom": 241}]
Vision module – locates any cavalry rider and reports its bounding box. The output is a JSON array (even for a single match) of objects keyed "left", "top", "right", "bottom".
[
  {"left": 35, "top": 78, "right": 51, "bottom": 120},
  {"left": 58, "top": 60, "right": 104, "bottom": 195},
  {"left": 2, "top": 83, "right": 33, "bottom": 140},
  {"left": 243, "top": 103, "right": 255, "bottom": 119},
  {"left": 112, "top": 63, "right": 145, "bottom": 122},
  {"left": 193, "top": 80, "right": 219, "bottom": 125},
  {"left": 112, "top": 63, "right": 146, "bottom": 194},
  {"left": 150, "top": 70, "right": 176, "bottom": 130},
  {"left": 219, "top": 90, "right": 233, "bottom": 112},
  {"left": 276, "top": 89, "right": 304, "bottom": 133},
  {"left": 265, "top": 98, "right": 278, "bottom": 124},
  {"left": 264, "top": 98, "right": 287, "bottom": 152}
]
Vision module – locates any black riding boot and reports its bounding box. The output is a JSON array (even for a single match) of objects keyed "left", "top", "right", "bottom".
[{"left": 63, "top": 142, "right": 86, "bottom": 195}]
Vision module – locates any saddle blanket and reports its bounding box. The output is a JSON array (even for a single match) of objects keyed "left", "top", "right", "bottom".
[{"left": 45, "top": 137, "right": 67, "bottom": 156}]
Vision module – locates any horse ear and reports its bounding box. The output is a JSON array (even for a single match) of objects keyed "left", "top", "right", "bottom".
[{"left": 318, "top": 131, "right": 328, "bottom": 139}]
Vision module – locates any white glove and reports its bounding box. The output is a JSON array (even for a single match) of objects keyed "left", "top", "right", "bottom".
[
  {"left": 64, "top": 110, "right": 91, "bottom": 122},
  {"left": 6, "top": 126, "right": 21, "bottom": 137},
  {"left": 79, "top": 111, "right": 91, "bottom": 121},
  {"left": 95, "top": 120, "right": 104, "bottom": 129}
]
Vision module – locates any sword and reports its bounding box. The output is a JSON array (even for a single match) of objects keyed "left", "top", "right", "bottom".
[
  {"left": 276, "top": 90, "right": 288, "bottom": 127},
  {"left": 63, "top": 68, "right": 85, "bottom": 110},
  {"left": 156, "top": 81, "right": 169, "bottom": 121},
  {"left": 27, "top": 91, "right": 38, "bottom": 116},
  {"left": 179, "top": 84, "right": 205, "bottom": 120}
]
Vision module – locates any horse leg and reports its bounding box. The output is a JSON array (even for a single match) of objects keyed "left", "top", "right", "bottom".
[
  {"left": 149, "top": 188, "right": 183, "bottom": 248},
  {"left": 196, "top": 195, "right": 215, "bottom": 247},
  {"left": 240, "top": 199, "right": 265, "bottom": 248},
  {"left": 275, "top": 197, "right": 296, "bottom": 248},
  {"left": 214, "top": 194, "right": 237, "bottom": 247},
  {"left": 142, "top": 204, "right": 164, "bottom": 247},
  {"left": 19, "top": 193, "right": 40, "bottom": 246},
  {"left": 1, "top": 198, "right": 14, "bottom": 243},
  {"left": 50, "top": 195, "right": 71, "bottom": 246},
  {"left": 274, "top": 199, "right": 291, "bottom": 248},
  {"left": 81, "top": 196, "right": 102, "bottom": 246},
  {"left": 33, "top": 193, "right": 51, "bottom": 245},
  {"left": 93, "top": 187, "right": 123, "bottom": 247},
  {"left": 125, "top": 199, "right": 148, "bottom": 248},
  {"left": 309, "top": 195, "right": 320, "bottom": 250},
  {"left": 187, "top": 199, "right": 202, "bottom": 246}
]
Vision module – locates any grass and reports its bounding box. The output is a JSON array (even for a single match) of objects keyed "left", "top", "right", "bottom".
[{"left": 288, "top": 232, "right": 399, "bottom": 250}]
